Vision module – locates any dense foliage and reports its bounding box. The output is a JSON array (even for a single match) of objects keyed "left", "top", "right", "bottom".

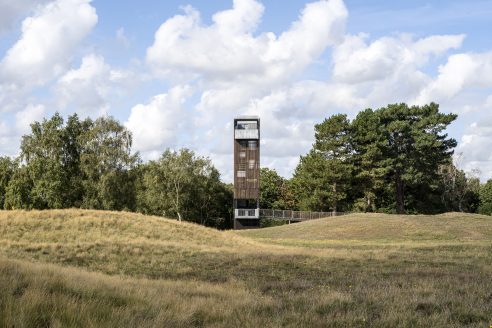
[
  {"left": 0, "top": 113, "right": 232, "bottom": 228},
  {"left": 268, "top": 103, "right": 485, "bottom": 214},
  {"left": 479, "top": 180, "right": 492, "bottom": 215},
  {"left": 0, "top": 156, "right": 15, "bottom": 209},
  {"left": 259, "top": 168, "right": 295, "bottom": 210},
  {"left": 136, "top": 149, "right": 232, "bottom": 228}
]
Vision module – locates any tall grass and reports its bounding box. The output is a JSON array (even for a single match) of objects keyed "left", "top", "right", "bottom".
[
  {"left": 1, "top": 209, "right": 491, "bottom": 327},
  {"left": 0, "top": 258, "right": 270, "bottom": 327}
]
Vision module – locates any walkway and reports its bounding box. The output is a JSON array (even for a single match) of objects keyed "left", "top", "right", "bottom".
[{"left": 259, "top": 209, "right": 345, "bottom": 222}]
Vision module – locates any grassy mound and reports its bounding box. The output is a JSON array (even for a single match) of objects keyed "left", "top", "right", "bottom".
[
  {"left": 1, "top": 209, "right": 491, "bottom": 327},
  {"left": 239, "top": 212, "right": 492, "bottom": 243},
  {"left": 0, "top": 209, "right": 251, "bottom": 248},
  {"left": 0, "top": 209, "right": 261, "bottom": 279}
]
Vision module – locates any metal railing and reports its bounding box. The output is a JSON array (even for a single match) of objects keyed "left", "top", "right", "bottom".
[
  {"left": 235, "top": 208, "right": 259, "bottom": 218},
  {"left": 259, "top": 209, "right": 345, "bottom": 221}
]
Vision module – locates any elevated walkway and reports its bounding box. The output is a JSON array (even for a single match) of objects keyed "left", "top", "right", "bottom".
[{"left": 259, "top": 209, "right": 345, "bottom": 222}]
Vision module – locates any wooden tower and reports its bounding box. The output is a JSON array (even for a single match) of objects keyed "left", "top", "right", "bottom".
[{"left": 233, "top": 116, "right": 260, "bottom": 229}]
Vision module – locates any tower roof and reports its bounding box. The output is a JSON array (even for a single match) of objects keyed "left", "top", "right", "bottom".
[{"left": 234, "top": 115, "right": 259, "bottom": 120}]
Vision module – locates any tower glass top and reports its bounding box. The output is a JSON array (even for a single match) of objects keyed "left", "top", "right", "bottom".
[{"left": 234, "top": 117, "right": 259, "bottom": 140}]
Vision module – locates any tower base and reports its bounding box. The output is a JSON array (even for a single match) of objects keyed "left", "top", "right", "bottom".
[{"left": 234, "top": 218, "right": 260, "bottom": 229}]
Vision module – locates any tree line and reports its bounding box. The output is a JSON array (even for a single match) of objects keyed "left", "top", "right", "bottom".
[
  {"left": 261, "top": 103, "right": 492, "bottom": 216},
  {"left": 0, "top": 113, "right": 233, "bottom": 229},
  {"left": 1, "top": 103, "right": 491, "bottom": 230}
]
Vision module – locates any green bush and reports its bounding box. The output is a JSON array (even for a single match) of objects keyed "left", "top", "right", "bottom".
[{"left": 479, "top": 180, "right": 492, "bottom": 215}]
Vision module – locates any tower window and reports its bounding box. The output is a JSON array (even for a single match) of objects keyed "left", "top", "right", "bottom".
[
  {"left": 236, "top": 121, "right": 257, "bottom": 130},
  {"left": 248, "top": 140, "right": 257, "bottom": 149},
  {"left": 237, "top": 170, "right": 246, "bottom": 178}
]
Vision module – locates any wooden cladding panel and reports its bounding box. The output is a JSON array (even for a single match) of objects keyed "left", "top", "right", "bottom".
[{"left": 233, "top": 139, "right": 260, "bottom": 199}]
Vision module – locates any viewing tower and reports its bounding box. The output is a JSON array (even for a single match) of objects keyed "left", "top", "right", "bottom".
[{"left": 233, "top": 116, "right": 260, "bottom": 229}]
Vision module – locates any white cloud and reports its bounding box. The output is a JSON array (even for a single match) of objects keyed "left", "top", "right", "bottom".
[
  {"left": 55, "top": 54, "right": 110, "bottom": 116},
  {"left": 212, "top": 0, "right": 264, "bottom": 34},
  {"left": 125, "top": 85, "right": 192, "bottom": 157},
  {"left": 143, "top": 0, "right": 348, "bottom": 179},
  {"left": 0, "top": 103, "right": 45, "bottom": 156},
  {"left": 0, "top": 0, "right": 97, "bottom": 91},
  {"left": 54, "top": 54, "right": 135, "bottom": 117},
  {"left": 458, "top": 117, "right": 492, "bottom": 180},
  {"left": 0, "top": 0, "right": 50, "bottom": 33},
  {"left": 146, "top": 0, "right": 347, "bottom": 85},
  {"left": 144, "top": 1, "right": 492, "bottom": 182},
  {"left": 15, "top": 103, "right": 45, "bottom": 134},
  {"left": 189, "top": 30, "right": 467, "bottom": 181},
  {"left": 333, "top": 33, "right": 464, "bottom": 84},
  {"left": 194, "top": 85, "right": 319, "bottom": 171},
  {"left": 415, "top": 51, "right": 492, "bottom": 104},
  {"left": 0, "top": 119, "right": 16, "bottom": 156},
  {"left": 241, "top": 89, "right": 316, "bottom": 157}
]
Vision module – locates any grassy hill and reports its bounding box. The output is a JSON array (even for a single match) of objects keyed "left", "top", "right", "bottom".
[
  {"left": 1, "top": 210, "right": 491, "bottom": 327},
  {"left": 240, "top": 212, "right": 492, "bottom": 244}
]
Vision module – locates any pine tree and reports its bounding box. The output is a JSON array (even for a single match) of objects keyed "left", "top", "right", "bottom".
[
  {"left": 351, "top": 109, "right": 386, "bottom": 212},
  {"left": 376, "top": 103, "right": 457, "bottom": 213},
  {"left": 293, "top": 114, "right": 353, "bottom": 213}
]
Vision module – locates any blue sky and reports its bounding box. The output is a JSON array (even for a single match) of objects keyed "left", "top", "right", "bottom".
[{"left": 1, "top": 0, "right": 492, "bottom": 182}]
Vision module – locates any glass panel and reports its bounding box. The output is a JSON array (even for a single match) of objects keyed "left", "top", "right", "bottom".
[
  {"left": 236, "top": 121, "right": 258, "bottom": 130},
  {"left": 248, "top": 140, "right": 257, "bottom": 149}
]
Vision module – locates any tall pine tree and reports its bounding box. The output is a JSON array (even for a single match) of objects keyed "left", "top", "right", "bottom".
[{"left": 375, "top": 103, "right": 457, "bottom": 213}]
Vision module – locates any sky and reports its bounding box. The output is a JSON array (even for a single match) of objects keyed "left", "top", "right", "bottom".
[{"left": 1, "top": 0, "right": 492, "bottom": 182}]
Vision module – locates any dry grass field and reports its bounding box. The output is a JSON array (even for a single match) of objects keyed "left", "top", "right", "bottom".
[{"left": 0, "top": 210, "right": 491, "bottom": 327}]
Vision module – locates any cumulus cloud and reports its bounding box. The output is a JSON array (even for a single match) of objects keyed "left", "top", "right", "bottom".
[
  {"left": 146, "top": 0, "right": 347, "bottom": 84},
  {"left": 458, "top": 116, "right": 492, "bottom": 180},
  {"left": 196, "top": 86, "right": 258, "bottom": 116},
  {"left": 182, "top": 17, "right": 468, "bottom": 179},
  {"left": 0, "top": 118, "right": 15, "bottom": 155},
  {"left": 0, "top": 0, "right": 50, "bottom": 33},
  {"left": 55, "top": 54, "right": 110, "bottom": 116},
  {"left": 143, "top": 0, "right": 349, "bottom": 179},
  {"left": 241, "top": 89, "right": 316, "bottom": 155},
  {"left": 333, "top": 33, "right": 464, "bottom": 84},
  {"left": 194, "top": 32, "right": 469, "bottom": 158},
  {"left": 0, "top": 103, "right": 45, "bottom": 156},
  {"left": 125, "top": 85, "right": 192, "bottom": 158},
  {"left": 54, "top": 54, "right": 136, "bottom": 117},
  {"left": 0, "top": 0, "right": 97, "bottom": 92},
  {"left": 15, "top": 103, "right": 45, "bottom": 134},
  {"left": 194, "top": 84, "right": 320, "bottom": 179},
  {"left": 415, "top": 51, "right": 492, "bottom": 104},
  {"left": 141, "top": 1, "right": 492, "bottom": 181}
]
